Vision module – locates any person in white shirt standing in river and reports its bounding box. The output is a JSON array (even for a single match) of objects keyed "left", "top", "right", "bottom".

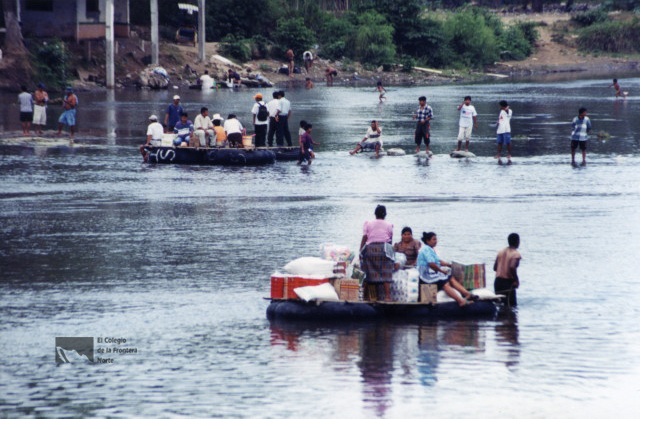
[
  {"left": 456, "top": 96, "right": 477, "bottom": 152},
  {"left": 495, "top": 100, "right": 513, "bottom": 164}
]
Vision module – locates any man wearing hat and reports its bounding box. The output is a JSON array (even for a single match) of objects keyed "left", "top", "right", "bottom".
[
  {"left": 140, "top": 114, "right": 165, "bottom": 161},
  {"left": 164, "top": 95, "right": 184, "bottom": 133},
  {"left": 56, "top": 87, "right": 78, "bottom": 140},
  {"left": 33, "top": 83, "right": 48, "bottom": 135},
  {"left": 251, "top": 93, "right": 268, "bottom": 146}
]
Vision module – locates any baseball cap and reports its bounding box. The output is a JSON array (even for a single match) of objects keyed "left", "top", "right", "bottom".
[
  {"left": 254, "top": 93, "right": 263, "bottom": 100},
  {"left": 173, "top": 95, "right": 180, "bottom": 100},
  {"left": 149, "top": 114, "right": 158, "bottom": 121}
]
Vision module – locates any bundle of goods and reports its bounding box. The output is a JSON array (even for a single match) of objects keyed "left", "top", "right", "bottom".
[
  {"left": 271, "top": 256, "right": 347, "bottom": 300},
  {"left": 450, "top": 262, "right": 486, "bottom": 290},
  {"left": 319, "top": 243, "right": 355, "bottom": 277},
  {"left": 390, "top": 268, "right": 420, "bottom": 303}
]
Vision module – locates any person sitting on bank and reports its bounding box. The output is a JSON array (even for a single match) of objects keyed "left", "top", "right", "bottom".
[
  {"left": 417, "top": 232, "right": 478, "bottom": 307},
  {"left": 350, "top": 120, "right": 383, "bottom": 156},
  {"left": 211, "top": 113, "right": 227, "bottom": 146},
  {"left": 393, "top": 227, "right": 422, "bottom": 267},
  {"left": 173, "top": 112, "right": 194, "bottom": 147},
  {"left": 223, "top": 114, "right": 244, "bottom": 147}
]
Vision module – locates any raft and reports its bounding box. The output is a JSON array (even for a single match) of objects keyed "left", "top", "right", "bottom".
[
  {"left": 266, "top": 298, "right": 499, "bottom": 321},
  {"left": 145, "top": 146, "right": 276, "bottom": 166},
  {"left": 266, "top": 146, "right": 301, "bottom": 161}
]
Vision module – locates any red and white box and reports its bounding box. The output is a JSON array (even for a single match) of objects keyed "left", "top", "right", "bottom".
[{"left": 271, "top": 274, "right": 332, "bottom": 299}]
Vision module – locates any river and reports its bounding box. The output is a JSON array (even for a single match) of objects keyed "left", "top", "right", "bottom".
[{"left": 0, "top": 76, "right": 640, "bottom": 418}]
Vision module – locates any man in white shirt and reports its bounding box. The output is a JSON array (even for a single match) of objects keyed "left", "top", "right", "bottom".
[
  {"left": 456, "top": 96, "right": 477, "bottom": 152},
  {"left": 265, "top": 92, "right": 280, "bottom": 147},
  {"left": 223, "top": 114, "right": 244, "bottom": 147},
  {"left": 251, "top": 93, "right": 269, "bottom": 146},
  {"left": 194, "top": 107, "right": 215, "bottom": 147},
  {"left": 18, "top": 85, "right": 33, "bottom": 136},
  {"left": 199, "top": 70, "right": 214, "bottom": 89},
  {"left": 140, "top": 114, "right": 165, "bottom": 161},
  {"left": 275, "top": 90, "right": 292, "bottom": 147}
]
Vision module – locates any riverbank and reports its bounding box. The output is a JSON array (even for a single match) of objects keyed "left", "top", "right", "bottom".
[{"left": 0, "top": 11, "right": 639, "bottom": 92}]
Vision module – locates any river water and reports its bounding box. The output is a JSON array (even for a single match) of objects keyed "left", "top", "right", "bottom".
[{"left": 0, "top": 76, "right": 640, "bottom": 418}]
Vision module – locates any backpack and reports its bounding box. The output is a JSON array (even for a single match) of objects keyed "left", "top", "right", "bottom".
[{"left": 256, "top": 102, "right": 269, "bottom": 121}]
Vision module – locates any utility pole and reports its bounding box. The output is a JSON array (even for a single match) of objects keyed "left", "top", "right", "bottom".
[
  {"left": 198, "top": 0, "right": 205, "bottom": 62},
  {"left": 151, "top": 0, "right": 159, "bottom": 65},
  {"left": 106, "top": 0, "right": 115, "bottom": 88}
]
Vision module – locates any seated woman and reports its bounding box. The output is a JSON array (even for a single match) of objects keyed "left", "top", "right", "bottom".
[
  {"left": 223, "top": 114, "right": 244, "bottom": 147},
  {"left": 393, "top": 227, "right": 422, "bottom": 267},
  {"left": 350, "top": 120, "right": 382, "bottom": 157},
  {"left": 416, "top": 231, "right": 478, "bottom": 307},
  {"left": 211, "top": 114, "right": 227, "bottom": 146}
]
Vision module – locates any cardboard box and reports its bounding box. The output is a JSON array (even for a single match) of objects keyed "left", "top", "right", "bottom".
[
  {"left": 451, "top": 262, "right": 486, "bottom": 290},
  {"left": 419, "top": 284, "right": 438, "bottom": 304},
  {"left": 339, "top": 279, "right": 360, "bottom": 301},
  {"left": 270, "top": 274, "right": 331, "bottom": 299}
]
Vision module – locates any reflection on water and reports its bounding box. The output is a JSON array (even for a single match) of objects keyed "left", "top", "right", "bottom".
[{"left": 269, "top": 314, "right": 522, "bottom": 418}]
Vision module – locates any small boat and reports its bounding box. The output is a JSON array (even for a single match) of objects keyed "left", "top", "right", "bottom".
[
  {"left": 266, "top": 298, "right": 499, "bottom": 321},
  {"left": 144, "top": 145, "right": 276, "bottom": 166}
]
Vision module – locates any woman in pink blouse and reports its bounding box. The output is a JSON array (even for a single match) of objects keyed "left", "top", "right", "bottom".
[{"left": 360, "top": 205, "right": 394, "bottom": 301}]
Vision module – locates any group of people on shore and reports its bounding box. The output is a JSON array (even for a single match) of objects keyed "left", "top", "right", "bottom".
[
  {"left": 17, "top": 84, "right": 79, "bottom": 140},
  {"left": 360, "top": 205, "right": 522, "bottom": 307}
]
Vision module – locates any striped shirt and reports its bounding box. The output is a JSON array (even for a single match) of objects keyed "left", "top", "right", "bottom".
[
  {"left": 415, "top": 104, "right": 433, "bottom": 123},
  {"left": 571, "top": 115, "right": 592, "bottom": 141}
]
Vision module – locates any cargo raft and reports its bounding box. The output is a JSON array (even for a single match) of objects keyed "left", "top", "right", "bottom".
[{"left": 266, "top": 298, "right": 500, "bottom": 321}]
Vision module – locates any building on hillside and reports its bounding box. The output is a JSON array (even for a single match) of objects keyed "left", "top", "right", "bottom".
[{"left": 18, "top": 0, "right": 130, "bottom": 41}]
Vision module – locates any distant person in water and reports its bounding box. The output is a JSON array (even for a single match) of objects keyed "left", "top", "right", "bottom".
[
  {"left": 608, "top": 78, "right": 626, "bottom": 98},
  {"left": 495, "top": 100, "right": 512, "bottom": 164},
  {"left": 570, "top": 107, "right": 592, "bottom": 166},
  {"left": 298, "top": 123, "right": 316, "bottom": 165},
  {"left": 18, "top": 84, "right": 33, "bottom": 136},
  {"left": 413, "top": 96, "right": 433, "bottom": 155},
  {"left": 325, "top": 66, "right": 337, "bottom": 86},
  {"left": 493, "top": 233, "right": 522, "bottom": 307},
  {"left": 456, "top": 96, "right": 478, "bottom": 152},
  {"left": 305, "top": 77, "right": 313, "bottom": 89},
  {"left": 376, "top": 81, "right": 386, "bottom": 102},
  {"left": 56, "top": 87, "right": 78, "bottom": 141}
]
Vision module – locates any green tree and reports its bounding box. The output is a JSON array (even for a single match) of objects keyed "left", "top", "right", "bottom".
[
  {"left": 352, "top": 11, "right": 396, "bottom": 66},
  {"left": 443, "top": 7, "right": 499, "bottom": 67},
  {"left": 272, "top": 16, "right": 316, "bottom": 55}
]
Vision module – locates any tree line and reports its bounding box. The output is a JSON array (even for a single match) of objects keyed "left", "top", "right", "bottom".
[{"left": 129, "top": 1, "right": 638, "bottom": 70}]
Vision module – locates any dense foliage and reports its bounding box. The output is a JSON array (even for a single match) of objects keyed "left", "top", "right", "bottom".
[
  {"left": 29, "top": 39, "right": 70, "bottom": 89},
  {"left": 128, "top": 0, "right": 637, "bottom": 70}
]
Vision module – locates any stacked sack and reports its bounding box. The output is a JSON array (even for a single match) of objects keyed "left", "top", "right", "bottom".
[{"left": 391, "top": 267, "right": 420, "bottom": 303}]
